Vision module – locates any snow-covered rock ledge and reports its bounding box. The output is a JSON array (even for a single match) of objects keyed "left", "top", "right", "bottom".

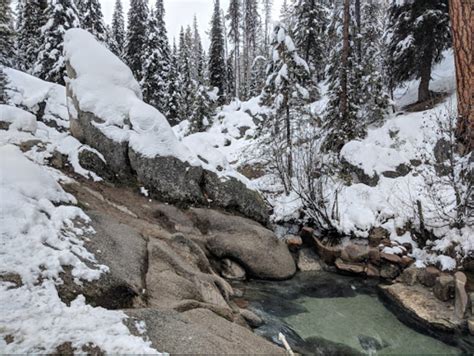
[{"left": 64, "top": 29, "right": 268, "bottom": 223}]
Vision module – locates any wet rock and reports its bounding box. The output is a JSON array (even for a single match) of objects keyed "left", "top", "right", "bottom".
[
  {"left": 365, "top": 264, "right": 380, "bottom": 278},
  {"left": 314, "top": 238, "right": 342, "bottom": 265},
  {"left": 335, "top": 258, "right": 365, "bottom": 274},
  {"left": 368, "top": 248, "right": 381, "bottom": 265},
  {"left": 341, "top": 244, "right": 369, "bottom": 263},
  {"left": 400, "top": 256, "right": 415, "bottom": 268},
  {"left": 433, "top": 275, "right": 455, "bottom": 302},
  {"left": 454, "top": 272, "right": 468, "bottom": 319},
  {"left": 239, "top": 309, "right": 264, "bottom": 328},
  {"left": 297, "top": 248, "right": 322, "bottom": 272},
  {"left": 381, "top": 252, "right": 402, "bottom": 265},
  {"left": 285, "top": 234, "right": 303, "bottom": 250},
  {"left": 380, "top": 263, "right": 400, "bottom": 280},
  {"left": 418, "top": 266, "right": 441, "bottom": 287},
  {"left": 400, "top": 267, "right": 420, "bottom": 286},
  {"left": 402, "top": 243, "right": 413, "bottom": 254},
  {"left": 220, "top": 258, "right": 246, "bottom": 281},
  {"left": 470, "top": 293, "right": 474, "bottom": 315},
  {"left": 368, "top": 227, "right": 389, "bottom": 247}
]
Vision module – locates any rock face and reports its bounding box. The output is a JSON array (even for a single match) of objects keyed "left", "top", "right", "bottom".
[
  {"left": 126, "top": 308, "right": 283, "bottom": 354},
  {"left": 454, "top": 272, "right": 468, "bottom": 319},
  {"left": 433, "top": 275, "right": 455, "bottom": 302},
  {"left": 220, "top": 258, "right": 246, "bottom": 281},
  {"left": 61, "top": 179, "right": 292, "bottom": 353},
  {"left": 190, "top": 208, "right": 296, "bottom": 280},
  {"left": 64, "top": 30, "right": 268, "bottom": 224},
  {"left": 380, "top": 283, "right": 464, "bottom": 332}
]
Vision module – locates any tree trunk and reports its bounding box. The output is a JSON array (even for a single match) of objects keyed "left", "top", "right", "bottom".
[
  {"left": 355, "top": 0, "right": 362, "bottom": 61},
  {"left": 286, "top": 103, "right": 292, "bottom": 178},
  {"left": 449, "top": 0, "right": 473, "bottom": 153},
  {"left": 339, "top": 0, "right": 350, "bottom": 119},
  {"left": 418, "top": 61, "right": 432, "bottom": 103}
]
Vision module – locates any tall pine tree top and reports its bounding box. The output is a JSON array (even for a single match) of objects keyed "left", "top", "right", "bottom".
[
  {"left": 0, "top": 0, "right": 16, "bottom": 67},
  {"left": 111, "top": 0, "right": 125, "bottom": 56},
  {"left": 208, "top": 0, "right": 227, "bottom": 104},
  {"left": 77, "top": 0, "right": 107, "bottom": 42},
  {"left": 34, "top": 0, "right": 81, "bottom": 85},
  {"left": 260, "top": 22, "right": 311, "bottom": 112},
  {"left": 125, "top": 0, "right": 149, "bottom": 81}
]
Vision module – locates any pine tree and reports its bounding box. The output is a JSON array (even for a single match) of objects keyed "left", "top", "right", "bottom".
[
  {"left": 141, "top": 9, "right": 168, "bottom": 113},
  {"left": 242, "top": 0, "right": 259, "bottom": 98},
  {"left": 178, "top": 27, "right": 195, "bottom": 120},
  {"left": 34, "top": 0, "right": 81, "bottom": 85},
  {"left": 208, "top": 0, "right": 227, "bottom": 104},
  {"left": 260, "top": 23, "right": 311, "bottom": 177},
  {"left": 192, "top": 16, "right": 205, "bottom": 82},
  {"left": 292, "top": 0, "right": 328, "bottom": 81},
  {"left": 323, "top": 0, "right": 361, "bottom": 152},
  {"left": 154, "top": 0, "right": 172, "bottom": 77},
  {"left": 262, "top": 0, "right": 273, "bottom": 54},
  {"left": 189, "top": 85, "right": 214, "bottom": 133},
  {"left": 0, "top": 0, "right": 16, "bottom": 67},
  {"left": 17, "top": 0, "right": 46, "bottom": 71},
  {"left": 226, "top": 55, "right": 235, "bottom": 101},
  {"left": 279, "top": 0, "right": 294, "bottom": 31},
  {"left": 0, "top": 66, "right": 9, "bottom": 104},
  {"left": 111, "top": 0, "right": 125, "bottom": 57},
  {"left": 249, "top": 55, "right": 266, "bottom": 97},
  {"left": 166, "top": 40, "right": 182, "bottom": 126},
  {"left": 386, "top": 0, "right": 451, "bottom": 103},
  {"left": 358, "top": 1, "right": 389, "bottom": 124},
  {"left": 76, "top": 0, "right": 107, "bottom": 42},
  {"left": 226, "top": 0, "right": 241, "bottom": 98},
  {"left": 125, "top": 0, "right": 149, "bottom": 81}
]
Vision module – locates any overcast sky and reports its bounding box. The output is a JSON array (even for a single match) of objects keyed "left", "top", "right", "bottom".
[{"left": 100, "top": 0, "right": 284, "bottom": 48}]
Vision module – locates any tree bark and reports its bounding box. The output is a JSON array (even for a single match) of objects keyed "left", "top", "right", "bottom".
[
  {"left": 449, "top": 0, "right": 473, "bottom": 153},
  {"left": 339, "top": 0, "right": 350, "bottom": 119},
  {"left": 286, "top": 103, "right": 292, "bottom": 178},
  {"left": 418, "top": 56, "right": 432, "bottom": 103}
]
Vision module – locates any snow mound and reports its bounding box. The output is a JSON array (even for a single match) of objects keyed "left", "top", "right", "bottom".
[
  {"left": 4, "top": 68, "right": 69, "bottom": 129},
  {"left": 64, "top": 28, "right": 196, "bottom": 163},
  {"left": 0, "top": 105, "right": 37, "bottom": 133}
]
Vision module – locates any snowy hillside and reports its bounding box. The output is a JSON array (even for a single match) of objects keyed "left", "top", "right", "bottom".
[{"left": 183, "top": 51, "right": 472, "bottom": 271}]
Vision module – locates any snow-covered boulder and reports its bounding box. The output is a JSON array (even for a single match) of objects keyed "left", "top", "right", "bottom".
[
  {"left": 0, "top": 105, "right": 37, "bottom": 133},
  {"left": 64, "top": 29, "right": 268, "bottom": 222},
  {"left": 4, "top": 68, "right": 69, "bottom": 130}
]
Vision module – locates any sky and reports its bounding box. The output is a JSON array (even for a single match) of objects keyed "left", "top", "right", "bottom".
[{"left": 100, "top": 0, "right": 284, "bottom": 49}]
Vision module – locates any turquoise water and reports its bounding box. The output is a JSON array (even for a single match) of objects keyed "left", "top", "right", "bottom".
[
  {"left": 238, "top": 271, "right": 465, "bottom": 355},
  {"left": 285, "top": 294, "right": 459, "bottom": 355}
]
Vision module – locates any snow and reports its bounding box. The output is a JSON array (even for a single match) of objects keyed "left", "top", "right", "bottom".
[{"left": 0, "top": 105, "right": 38, "bottom": 133}]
